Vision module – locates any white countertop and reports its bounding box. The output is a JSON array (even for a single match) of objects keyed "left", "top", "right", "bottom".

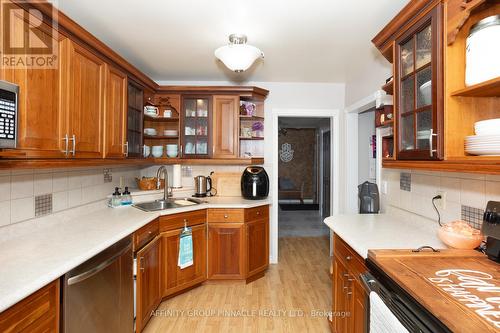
[
  {"left": 0, "top": 196, "right": 270, "bottom": 313},
  {"left": 324, "top": 214, "right": 447, "bottom": 259}
]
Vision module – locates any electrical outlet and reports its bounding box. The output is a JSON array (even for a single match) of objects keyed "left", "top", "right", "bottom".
[
  {"left": 436, "top": 191, "right": 447, "bottom": 210},
  {"left": 381, "top": 181, "right": 388, "bottom": 195}
]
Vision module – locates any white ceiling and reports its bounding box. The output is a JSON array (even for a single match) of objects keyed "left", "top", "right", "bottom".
[{"left": 54, "top": 0, "right": 409, "bottom": 83}]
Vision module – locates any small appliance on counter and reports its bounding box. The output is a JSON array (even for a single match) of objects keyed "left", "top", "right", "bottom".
[
  {"left": 241, "top": 166, "right": 269, "bottom": 200},
  {"left": 0, "top": 80, "right": 18, "bottom": 148},
  {"left": 358, "top": 181, "right": 380, "bottom": 214},
  {"left": 482, "top": 200, "right": 500, "bottom": 262},
  {"left": 193, "top": 173, "right": 216, "bottom": 197}
]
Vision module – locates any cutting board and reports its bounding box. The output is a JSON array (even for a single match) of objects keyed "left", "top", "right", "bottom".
[
  {"left": 210, "top": 172, "right": 242, "bottom": 197},
  {"left": 368, "top": 249, "right": 500, "bottom": 333}
]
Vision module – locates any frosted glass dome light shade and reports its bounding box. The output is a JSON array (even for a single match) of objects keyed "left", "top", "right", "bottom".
[{"left": 215, "top": 34, "right": 264, "bottom": 72}]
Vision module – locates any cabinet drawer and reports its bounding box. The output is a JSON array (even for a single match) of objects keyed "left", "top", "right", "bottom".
[
  {"left": 207, "top": 209, "right": 244, "bottom": 223},
  {"left": 0, "top": 280, "right": 60, "bottom": 333},
  {"left": 159, "top": 209, "right": 206, "bottom": 232},
  {"left": 245, "top": 205, "right": 269, "bottom": 221},
  {"left": 134, "top": 219, "right": 159, "bottom": 252},
  {"left": 334, "top": 234, "right": 366, "bottom": 280}
]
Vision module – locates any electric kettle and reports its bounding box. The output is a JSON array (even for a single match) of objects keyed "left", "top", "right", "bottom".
[{"left": 193, "top": 173, "right": 216, "bottom": 197}]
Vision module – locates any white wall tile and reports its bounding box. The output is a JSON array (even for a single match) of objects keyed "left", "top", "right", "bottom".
[
  {"left": 67, "top": 171, "right": 83, "bottom": 189},
  {"left": 53, "top": 171, "right": 69, "bottom": 192},
  {"left": 10, "top": 197, "right": 34, "bottom": 223},
  {"left": 34, "top": 173, "right": 53, "bottom": 196},
  {"left": 53, "top": 191, "right": 68, "bottom": 212},
  {"left": 0, "top": 201, "right": 11, "bottom": 226},
  {"left": 0, "top": 175, "right": 11, "bottom": 202},
  {"left": 11, "top": 174, "right": 33, "bottom": 199},
  {"left": 68, "top": 188, "right": 83, "bottom": 208},
  {"left": 460, "top": 178, "right": 486, "bottom": 208},
  {"left": 485, "top": 181, "right": 500, "bottom": 202},
  {"left": 440, "top": 177, "right": 461, "bottom": 203}
]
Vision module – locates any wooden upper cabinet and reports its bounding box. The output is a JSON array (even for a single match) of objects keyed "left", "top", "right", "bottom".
[
  {"left": 395, "top": 4, "right": 444, "bottom": 160},
  {"left": 160, "top": 224, "right": 207, "bottom": 297},
  {"left": 212, "top": 95, "right": 239, "bottom": 158},
  {"left": 126, "top": 83, "right": 144, "bottom": 158},
  {"left": 0, "top": 280, "right": 60, "bottom": 333},
  {"left": 136, "top": 236, "right": 161, "bottom": 333},
  {"left": 60, "top": 39, "right": 105, "bottom": 158},
  {"left": 0, "top": 5, "right": 67, "bottom": 158},
  {"left": 104, "top": 65, "right": 127, "bottom": 158}
]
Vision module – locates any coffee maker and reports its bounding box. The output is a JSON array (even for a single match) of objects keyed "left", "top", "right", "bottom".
[{"left": 482, "top": 201, "right": 500, "bottom": 262}]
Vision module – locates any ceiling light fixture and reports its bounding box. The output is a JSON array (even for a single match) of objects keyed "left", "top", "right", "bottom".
[{"left": 214, "top": 34, "right": 264, "bottom": 73}]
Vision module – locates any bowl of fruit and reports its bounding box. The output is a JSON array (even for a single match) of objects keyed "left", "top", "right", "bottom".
[{"left": 438, "top": 220, "right": 483, "bottom": 250}]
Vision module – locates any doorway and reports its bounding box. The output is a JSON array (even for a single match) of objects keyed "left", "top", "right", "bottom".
[{"left": 277, "top": 117, "right": 331, "bottom": 238}]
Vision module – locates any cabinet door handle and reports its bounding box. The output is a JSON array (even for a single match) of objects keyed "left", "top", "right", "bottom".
[
  {"left": 429, "top": 129, "right": 438, "bottom": 157},
  {"left": 224, "top": 214, "right": 229, "bottom": 219},
  {"left": 256, "top": 211, "right": 260, "bottom": 216},
  {"left": 68, "top": 134, "right": 76, "bottom": 156},
  {"left": 180, "top": 145, "right": 183, "bottom": 158},
  {"left": 62, "top": 134, "right": 69, "bottom": 156},
  {"left": 124, "top": 141, "right": 129, "bottom": 157},
  {"left": 139, "top": 257, "right": 144, "bottom": 272}
]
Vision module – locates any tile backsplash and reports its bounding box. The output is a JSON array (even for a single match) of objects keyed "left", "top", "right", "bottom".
[
  {"left": 0, "top": 166, "right": 140, "bottom": 227},
  {"left": 381, "top": 169, "right": 500, "bottom": 229}
]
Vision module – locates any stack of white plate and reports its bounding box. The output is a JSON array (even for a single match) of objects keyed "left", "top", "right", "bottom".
[{"left": 465, "top": 119, "right": 500, "bottom": 155}]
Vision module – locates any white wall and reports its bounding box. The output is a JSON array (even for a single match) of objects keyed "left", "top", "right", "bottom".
[
  {"left": 344, "top": 47, "right": 392, "bottom": 107},
  {"left": 357, "top": 111, "right": 376, "bottom": 184}
]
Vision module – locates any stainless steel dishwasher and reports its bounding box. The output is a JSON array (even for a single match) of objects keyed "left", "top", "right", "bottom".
[{"left": 62, "top": 235, "right": 134, "bottom": 333}]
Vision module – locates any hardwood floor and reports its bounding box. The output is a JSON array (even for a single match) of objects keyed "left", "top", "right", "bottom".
[{"left": 144, "top": 236, "right": 331, "bottom": 333}]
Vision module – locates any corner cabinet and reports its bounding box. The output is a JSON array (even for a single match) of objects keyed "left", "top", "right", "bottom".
[
  {"left": 212, "top": 95, "right": 239, "bottom": 158},
  {"left": 104, "top": 65, "right": 128, "bottom": 158},
  {"left": 395, "top": 4, "right": 444, "bottom": 160}
]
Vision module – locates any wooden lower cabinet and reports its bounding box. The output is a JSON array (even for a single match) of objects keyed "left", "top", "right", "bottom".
[
  {"left": 332, "top": 234, "right": 367, "bottom": 333},
  {"left": 208, "top": 222, "right": 246, "bottom": 279},
  {"left": 136, "top": 236, "right": 161, "bottom": 333},
  {"left": 160, "top": 223, "right": 207, "bottom": 296},
  {"left": 0, "top": 280, "right": 60, "bottom": 333},
  {"left": 246, "top": 218, "right": 269, "bottom": 278},
  {"left": 207, "top": 206, "right": 269, "bottom": 281}
]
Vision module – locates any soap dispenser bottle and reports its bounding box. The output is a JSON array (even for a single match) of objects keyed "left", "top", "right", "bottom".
[
  {"left": 121, "top": 187, "right": 132, "bottom": 206},
  {"left": 111, "top": 187, "right": 122, "bottom": 207}
]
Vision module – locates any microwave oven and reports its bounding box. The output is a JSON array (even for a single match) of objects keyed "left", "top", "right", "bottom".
[{"left": 0, "top": 80, "right": 18, "bottom": 148}]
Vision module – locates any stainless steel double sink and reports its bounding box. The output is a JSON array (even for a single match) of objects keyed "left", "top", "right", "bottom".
[{"left": 133, "top": 197, "right": 205, "bottom": 212}]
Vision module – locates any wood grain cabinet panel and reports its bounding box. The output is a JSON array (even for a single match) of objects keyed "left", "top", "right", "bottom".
[
  {"left": 0, "top": 5, "right": 67, "bottom": 159},
  {"left": 246, "top": 218, "right": 269, "bottom": 278},
  {"left": 212, "top": 95, "right": 239, "bottom": 158},
  {"left": 332, "top": 234, "right": 367, "bottom": 333},
  {"left": 160, "top": 224, "right": 207, "bottom": 297},
  {"left": 208, "top": 223, "right": 246, "bottom": 279},
  {"left": 104, "top": 65, "right": 127, "bottom": 158},
  {"left": 60, "top": 39, "right": 105, "bottom": 158},
  {"left": 136, "top": 236, "right": 161, "bottom": 333},
  {"left": 0, "top": 280, "right": 60, "bottom": 333}
]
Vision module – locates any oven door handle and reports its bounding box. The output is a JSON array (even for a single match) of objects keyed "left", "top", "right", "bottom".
[
  {"left": 360, "top": 272, "right": 378, "bottom": 294},
  {"left": 67, "top": 244, "right": 131, "bottom": 285}
]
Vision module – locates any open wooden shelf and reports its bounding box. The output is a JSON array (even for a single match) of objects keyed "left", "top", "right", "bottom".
[
  {"left": 451, "top": 77, "right": 500, "bottom": 97},
  {"left": 239, "top": 115, "right": 264, "bottom": 120},
  {"left": 383, "top": 158, "right": 500, "bottom": 175},
  {"left": 148, "top": 157, "right": 264, "bottom": 165},
  {"left": 239, "top": 137, "right": 264, "bottom": 140},
  {"left": 144, "top": 115, "right": 179, "bottom": 122},
  {"left": 144, "top": 135, "right": 179, "bottom": 140},
  {"left": 381, "top": 80, "right": 394, "bottom": 95}
]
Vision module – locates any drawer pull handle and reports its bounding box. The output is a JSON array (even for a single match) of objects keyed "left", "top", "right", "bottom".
[
  {"left": 139, "top": 257, "right": 144, "bottom": 272},
  {"left": 224, "top": 215, "right": 228, "bottom": 219},
  {"left": 148, "top": 231, "right": 152, "bottom": 235},
  {"left": 346, "top": 291, "right": 352, "bottom": 296},
  {"left": 256, "top": 211, "right": 260, "bottom": 215},
  {"left": 346, "top": 256, "right": 352, "bottom": 261}
]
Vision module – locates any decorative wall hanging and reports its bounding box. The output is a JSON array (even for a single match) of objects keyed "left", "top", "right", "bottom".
[{"left": 279, "top": 143, "right": 294, "bottom": 163}]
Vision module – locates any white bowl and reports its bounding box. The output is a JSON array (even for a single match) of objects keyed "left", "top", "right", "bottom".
[
  {"left": 167, "top": 151, "right": 178, "bottom": 158},
  {"left": 151, "top": 146, "right": 163, "bottom": 158},
  {"left": 144, "top": 128, "right": 157, "bottom": 136},
  {"left": 163, "top": 130, "right": 178, "bottom": 137},
  {"left": 419, "top": 80, "right": 432, "bottom": 105}
]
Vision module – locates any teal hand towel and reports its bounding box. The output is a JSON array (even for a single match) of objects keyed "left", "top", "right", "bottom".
[{"left": 178, "top": 227, "right": 193, "bottom": 269}]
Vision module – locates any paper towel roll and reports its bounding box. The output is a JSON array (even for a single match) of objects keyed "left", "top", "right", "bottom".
[{"left": 172, "top": 164, "right": 182, "bottom": 188}]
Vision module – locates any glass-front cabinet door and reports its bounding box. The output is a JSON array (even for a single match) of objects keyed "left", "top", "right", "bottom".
[
  {"left": 181, "top": 97, "right": 211, "bottom": 158},
  {"left": 396, "top": 5, "right": 443, "bottom": 160}
]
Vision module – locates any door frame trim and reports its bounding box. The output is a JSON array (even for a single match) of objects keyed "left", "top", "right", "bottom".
[{"left": 270, "top": 108, "right": 340, "bottom": 264}]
